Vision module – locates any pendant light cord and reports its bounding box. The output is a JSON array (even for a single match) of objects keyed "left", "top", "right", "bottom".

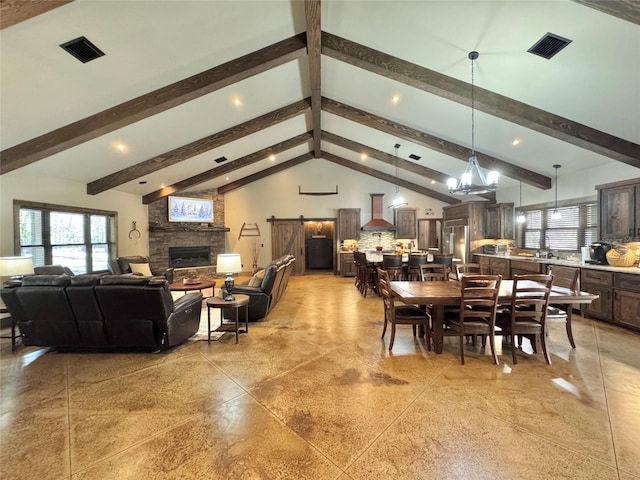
[
  {"left": 470, "top": 55, "right": 475, "bottom": 156},
  {"left": 554, "top": 166, "right": 558, "bottom": 210}
]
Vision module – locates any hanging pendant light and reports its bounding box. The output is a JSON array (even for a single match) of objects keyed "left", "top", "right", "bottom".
[
  {"left": 448, "top": 51, "right": 499, "bottom": 195},
  {"left": 389, "top": 143, "right": 408, "bottom": 208},
  {"left": 516, "top": 181, "right": 526, "bottom": 223},
  {"left": 551, "top": 164, "right": 562, "bottom": 220}
]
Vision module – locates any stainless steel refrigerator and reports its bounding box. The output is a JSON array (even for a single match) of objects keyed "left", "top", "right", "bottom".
[{"left": 443, "top": 220, "right": 470, "bottom": 264}]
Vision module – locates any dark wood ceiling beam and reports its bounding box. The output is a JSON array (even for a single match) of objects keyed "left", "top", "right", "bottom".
[
  {"left": 322, "top": 130, "right": 495, "bottom": 202},
  {"left": 1, "top": 33, "right": 308, "bottom": 174},
  {"left": 321, "top": 151, "right": 460, "bottom": 205},
  {"left": 218, "top": 153, "right": 314, "bottom": 194},
  {"left": 142, "top": 132, "right": 313, "bottom": 204},
  {"left": 572, "top": 0, "right": 640, "bottom": 25},
  {"left": 87, "top": 99, "right": 311, "bottom": 195},
  {"left": 0, "top": 0, "right": 73, "bottom": 29},
  {"left": 322, "top": 31, "right": 640, "bottom": 169},
  {"left": 304, "top": 0, "right": 322, "bottom": 157},
  {"left": 323, "top": 97, "right": 551, "bottom": 190}
]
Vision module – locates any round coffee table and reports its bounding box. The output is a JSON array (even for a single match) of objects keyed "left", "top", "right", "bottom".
[
  {"left": 169, "top": 280, "right": 215, "bottom": 295},
  {"left": 205, "top": 294, "right": 249, "bottom": 344}
]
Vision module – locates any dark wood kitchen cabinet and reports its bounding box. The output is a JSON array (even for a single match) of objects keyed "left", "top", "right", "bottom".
[
  {"left": 484, "top": 203, "right": 514, "bottom": 240},
  {"left": 443, "top": 202, "right": 485, "bottom": 243},
  {"left": 614, "top": 273, "right": 640, "bottom": 331},
  {"left": 338, "top": 208, "right": 360, "bottom": 241},
  {"left": 476, "top": 255, "right": 510, "bottom": 278},
  {"left": 597, "top": 179, "right": 640, "bottom": 240},
  {"left": 581, "top": 269, "right": 613, "bottom": 322},
  {"left": 340, "top": 252, "right": 356, "bottom": 277},
  {"left": 394, "top": 208, "right": 417, "bottom": 239}
]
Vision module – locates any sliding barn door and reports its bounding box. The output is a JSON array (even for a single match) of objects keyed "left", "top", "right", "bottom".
[{"left": 271, "top": 220, "right": 305, "bottom": 275}]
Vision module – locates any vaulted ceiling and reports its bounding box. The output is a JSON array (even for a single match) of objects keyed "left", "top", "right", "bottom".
[{"left": 1, "top": 0, "right": 639, "bottom": 206}]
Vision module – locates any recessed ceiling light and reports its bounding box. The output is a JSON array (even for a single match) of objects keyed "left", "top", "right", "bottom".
[
  {"left": 225, "top": 177, "right": 230, "bottom": 181},
  {"left": 269, "top": 154, "right": 276, "bottom": 161},
  {"left": 512, "top": 139, "right": 521, "bottom": 146},
  {"left": 391, "top": 95, "right": 400, "bottom": 104},
  {"left": 361, "top": 153, "right": 368, "bottom": 161},
  {"left": 232, "top": 97, "right": 241, "bottom": 106},
  {"left": 431, "top": 180, "right": 436, "bottom": 184},
  {"left": 114, "top": 142, "right": 127, "bottom": 153},
  {"left": 160, "top": 184, "right": 165, "bottom": 188}
]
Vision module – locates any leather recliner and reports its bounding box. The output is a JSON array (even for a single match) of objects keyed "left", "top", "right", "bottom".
[
  {"left": 108, "top": 256, "right": 174, "bottom": 284},
  {"left": 33, "top": 265, "right": 75, "bottom": 276}
]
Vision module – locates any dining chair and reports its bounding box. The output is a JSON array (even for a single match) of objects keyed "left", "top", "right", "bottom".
[
  {"left": 444, "top": 274, "right": 502, "bottom": 365},
  {"left": 453, "top": 263, "right": 482, "bottom": 281},
  {"left": 378, "top": 268, "right": 431, "bottom": 351},
  {"left": 382, "top": 254, "right": 404, "bottom": 281},
  {"left": 496, "top": 274, "right": 554, "bottom": 364},
  {"left": 419, "top": 263, "right": 447, "bottom": 282},
  {"left": 407, "top": 253, "right": 428, "bottom": 280},
  {"left": 546, "top": 265, "right": 580, "bottom": 348}
]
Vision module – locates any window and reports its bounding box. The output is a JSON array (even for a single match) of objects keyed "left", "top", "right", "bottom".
[
  {"left": 16, "top": 201, "right": 116, "bottom": 274},
  {"left": 516, "top": 200, "right": 597, "bottom": 252}
]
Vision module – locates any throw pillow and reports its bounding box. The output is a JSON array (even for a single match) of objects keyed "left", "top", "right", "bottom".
[
  {"left": 130, "top": 262, "right": 153, "bottom": 277},
  {"left": 248, "top": 269, "right": 265, "bottom": 287}
]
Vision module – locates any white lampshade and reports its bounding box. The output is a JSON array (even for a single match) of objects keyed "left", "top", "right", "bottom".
[
  {"left": 216, "top": 253, "right": 242, "bottom": 274},
  {"left": 0, "top": 256, "right": 34, "bottom": 277}
]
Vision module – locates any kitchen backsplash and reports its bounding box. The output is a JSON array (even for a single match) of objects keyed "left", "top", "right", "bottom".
[{"left": 356, "top": 232, "right": 416, "bottom": 251}]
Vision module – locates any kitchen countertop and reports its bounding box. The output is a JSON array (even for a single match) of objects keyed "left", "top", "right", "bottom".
[{"left": 475, "top": 253, "right": 640, "bottom": 274}]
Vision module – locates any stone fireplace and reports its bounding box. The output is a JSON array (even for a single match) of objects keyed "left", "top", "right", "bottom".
[{"left": 148, "top": 190, "right": 229, "bottom": 282}]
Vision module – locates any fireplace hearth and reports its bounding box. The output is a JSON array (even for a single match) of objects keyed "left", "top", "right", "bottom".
[{"left": 168, "top": 246, "right": 210, "bottom": 268}]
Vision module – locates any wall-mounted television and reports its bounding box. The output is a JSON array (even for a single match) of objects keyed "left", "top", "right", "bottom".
[{"left": 168, "top": 196, "right": 214, "bottom": 223}]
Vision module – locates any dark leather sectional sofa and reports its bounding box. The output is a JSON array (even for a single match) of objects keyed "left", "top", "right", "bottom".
[
  {"left": 226, "top": 254, "right": 295, "bottom": 322},
  {"left": 1, "top": 274, "right": 202, "bottom": 351}
]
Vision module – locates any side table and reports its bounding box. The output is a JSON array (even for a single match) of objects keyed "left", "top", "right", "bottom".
[
  {"left": 205, "top": 294, "right": 249, "bottom": 344},
  {"left": 0, "top": 307, "right": 19, "bottom": 352}
]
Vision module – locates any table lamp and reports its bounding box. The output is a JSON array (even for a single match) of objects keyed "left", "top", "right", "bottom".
[
  {"left": 0, "top": 256, "right": 34, "bottom": 280},
  {"left": 216, "top": 253, "right": 242, "bottom": 301}
]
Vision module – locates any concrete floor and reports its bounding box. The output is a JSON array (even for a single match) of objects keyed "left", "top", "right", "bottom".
[{"left": 1, "top": 273, "right": 639, "bottom": 479}]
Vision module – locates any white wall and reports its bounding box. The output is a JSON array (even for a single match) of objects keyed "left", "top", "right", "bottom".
[{"left": 0, "top": 171, "right": 148, "bottom": 258}]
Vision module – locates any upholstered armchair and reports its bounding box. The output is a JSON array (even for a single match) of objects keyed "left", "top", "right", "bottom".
[{"left": 108, "top": 256, "right": 174, "bottom": 283}]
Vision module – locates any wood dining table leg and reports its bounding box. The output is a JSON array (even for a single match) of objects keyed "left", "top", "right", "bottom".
[{"left": 432, "top": 304, "right": 445, "bottom": 354}]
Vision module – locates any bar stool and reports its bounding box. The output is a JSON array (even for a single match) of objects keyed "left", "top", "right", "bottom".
[
  {"left": 434, "top": 254, "right": 454, "bottom": 279},
  {"left": 382, "top": 254, "right": 404, "bottom": 281},
  {"left": 407, "top": 254, "right": 428, "bottom": 281}
]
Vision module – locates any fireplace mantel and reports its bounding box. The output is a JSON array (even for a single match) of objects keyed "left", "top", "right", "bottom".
[{"left": 149, "top": 223, "right": 230, "bottom": 233}]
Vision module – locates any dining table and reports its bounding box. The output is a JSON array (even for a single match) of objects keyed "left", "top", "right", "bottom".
[{"left": 390, "top": 279, "right": 599, "bottom": 354}]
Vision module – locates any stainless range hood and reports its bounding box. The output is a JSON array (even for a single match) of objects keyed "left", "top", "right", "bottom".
[{"left": 361, "top": 194, "right": 396, "bottom": 231}]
